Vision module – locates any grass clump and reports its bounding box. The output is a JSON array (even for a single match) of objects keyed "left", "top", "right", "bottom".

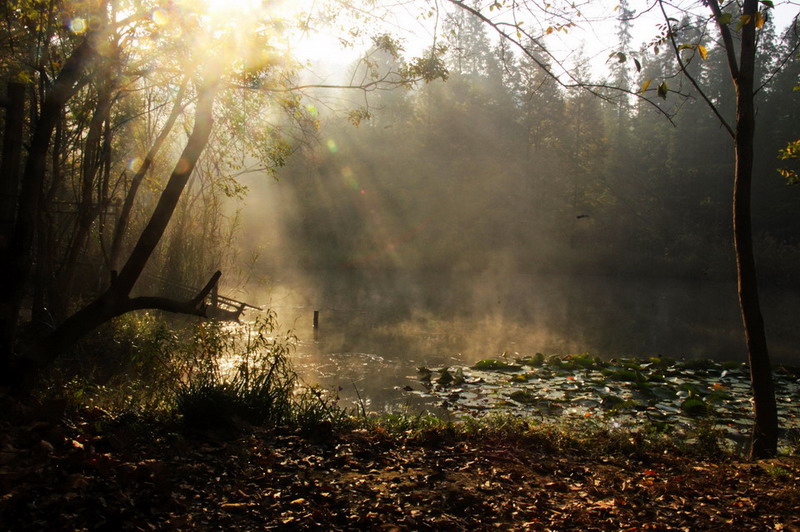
[
  {"left": 764, "top": 464, "right": 792, "bottom": 479},
  {"left": 173, "top": 312, "right": 349, "bottom": 435},
  {"left": 348, "top": 409, "right": 733, "bottom": 462},
  {"left": 680, "top": 419, "right": 732, "bottom": 458},
  {"left": 172, "top": 313, "right": 297, "bottom": 431},
  {"left": 677, "top": 358, "right": 717, "bottom": 371}
]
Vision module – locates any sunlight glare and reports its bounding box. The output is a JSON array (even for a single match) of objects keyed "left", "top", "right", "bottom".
[
  {"left": 201, "top": 0, "right": 265, "bottom": 17},
  {"left": 196, "top": 0, "right": 302, "bottom": 22},
  {"left": 151, "top": 8, "right": 169, "bottom": 26}
]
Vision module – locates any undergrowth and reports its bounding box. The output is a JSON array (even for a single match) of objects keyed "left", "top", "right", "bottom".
[
  {"left": 361, "top": 411, "right": 738, "bottom": 461},
  {"left": 42, "top": 310, "right": 349, "bottom": 435}
]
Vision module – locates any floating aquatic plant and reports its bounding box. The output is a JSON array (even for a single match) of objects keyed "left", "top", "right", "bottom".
[{"left": 413, "top": 354, "right": 800, "bottom": 448}]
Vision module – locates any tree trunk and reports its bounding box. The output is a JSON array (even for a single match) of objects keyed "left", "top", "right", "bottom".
[
  {"left": 109, "top": 76, "right": 190, "bottom": 272},
  {"left": 734, "top": 1, "right": 778, "bottom": 459},
  {"left": 0, "top": 83, "right": 25, "bottom": 235},
  {"left": 57, "top": 78, "right": 115, "bottom": 312},
  {"left": 0, "top": 82, "right": 26, "bottom": 378},
  {"left": 0, "top": 38, "right": 96, "bottom": 382}
]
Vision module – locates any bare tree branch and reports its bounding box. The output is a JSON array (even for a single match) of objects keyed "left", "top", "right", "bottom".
[
  {"left": 658, "top": 0, "right": 735, "bottom": 138},
  {"left": 706, "top": 0, "right": 742, "bottom": 80},
  {"left": 755, "top": 14, "right": 800, "bottom": 94},
  {"left": 443, "top": 0, "right": 679, "bottom": 124}
]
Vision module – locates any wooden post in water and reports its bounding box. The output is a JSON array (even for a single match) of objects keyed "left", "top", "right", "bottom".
[
  {"left": 313, "top": 310, "right": 319, "bottom": 329},
  {"left": 211, "top": 282, "right": 219, "bottom": 312}
]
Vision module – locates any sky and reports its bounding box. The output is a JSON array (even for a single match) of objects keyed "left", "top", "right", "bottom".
[{"left": 283, "top": 0, "right": 800, "bottom": 84}]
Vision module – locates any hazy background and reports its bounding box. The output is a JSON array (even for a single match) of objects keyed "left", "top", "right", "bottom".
[{"left": 213, "top": 7, "right": 800, "bottom": 400}]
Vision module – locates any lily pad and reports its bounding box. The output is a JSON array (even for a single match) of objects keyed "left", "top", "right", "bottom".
[
  {"left": 605, "top": 368, "right": 647, "bottom": 383},
  {"left": 601, "top": 394, "right": 626, "bottom": 409},
  {"left": 472, "top": 359, "right": 523, "bottom": 371},
  {"left": 516, "top": 353, "right": 545, "bottom": 366},
  {"left": 509, "top": 390, "right": 538, "bottom": 404},
  {"left": 417, "top": 367, "right": 432, "bottom": 383},
  {"left": 437, "top": 368, "right": 454, "bottom": 385},
  {"left": 681, "top": 398, "right": 708, "bottom": 417}
]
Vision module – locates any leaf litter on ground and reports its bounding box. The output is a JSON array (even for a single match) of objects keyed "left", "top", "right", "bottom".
[{"left": 1, "top": 390, "right": 800, "bottom": 531}]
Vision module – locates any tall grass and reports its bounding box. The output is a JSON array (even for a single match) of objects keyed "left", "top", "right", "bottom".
[
  {"left": 41, "top": 311, "right": 752, "bottom": 459},
  {"left": 174, "top": 312, "right": 296, "bottom": 430},
  {"left": 172, "top": 311, "right": 352, "bottom": 433}
]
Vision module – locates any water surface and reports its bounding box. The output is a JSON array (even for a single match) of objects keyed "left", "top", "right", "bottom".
[{"left": 253, "top": 271, "right": 800, "bottom": 412}]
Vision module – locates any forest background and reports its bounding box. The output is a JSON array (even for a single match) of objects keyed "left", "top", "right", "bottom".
[{"left": 253, "top": 4, "right": 800, "bottom": 288}]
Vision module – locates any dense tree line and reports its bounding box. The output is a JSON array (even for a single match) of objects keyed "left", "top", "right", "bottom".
[{"left": 273, "top": 10, "right": 800, "bottom": 285}]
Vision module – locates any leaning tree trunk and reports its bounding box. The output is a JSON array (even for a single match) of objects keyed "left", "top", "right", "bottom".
[
  {"left": 109, "top": 75, "right": 190, "bottom": 273},
  {"left": 733, "top": 2, "right": 778, "bottom": 459}
]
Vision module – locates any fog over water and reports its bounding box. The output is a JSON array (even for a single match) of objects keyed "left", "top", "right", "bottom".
[{"left": 239, "top": 269, "right": 800, "bottom": 410}]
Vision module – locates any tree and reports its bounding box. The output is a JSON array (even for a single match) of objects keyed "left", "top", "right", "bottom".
[
  {"left": 443, "top": 0, "right": 800, "bottom": 458},
  {"left": 656, "top": 0, "right": 792, "bottom": 459}
]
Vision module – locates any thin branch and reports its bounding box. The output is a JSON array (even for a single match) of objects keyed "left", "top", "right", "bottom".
[
  {"left": 755, "top": 14, "right": 800, "bottom": 94},
  {"left": 443, "top": 0, "right": 567, "bottom": 88},
  {"left": 443, "top": 0, "right": 677, "bottom": 124},
  {"left": 658, "top": 0, "right": 735, "bottom": 138},
  {"left": 706, "top": 0, "right": 742, "bottom": 80},
  {"left": 227, "top": 76, "right": 424, "bottom": 93},
  {"left": 125, "top": 296, "right": 209, "bottom": 316}
]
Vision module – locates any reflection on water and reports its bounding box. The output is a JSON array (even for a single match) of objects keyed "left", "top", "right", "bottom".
[{"left": 252, "top": 271, "right": 800, "bottom": 412}]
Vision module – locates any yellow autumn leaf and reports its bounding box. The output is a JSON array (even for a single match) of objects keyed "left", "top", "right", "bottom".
[
  {"left": 698, "top": 44, "right": 708, "bottom": 60},
  {"left": 755, "top": 11, "right": 765, "bottom": 29},
  {"left": 641, "top": 79, "right": 652, "bottom": 94}
]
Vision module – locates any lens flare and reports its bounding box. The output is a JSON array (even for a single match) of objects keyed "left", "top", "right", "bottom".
[
  {"left": 152, "top": 9, "right": 170, "bottom": 26},
  {"left": 69, "top": 17, "right": 87, "bottom": 34},
  {"left": 341, "top": 166, "right": 360, "bottom": 191},
  {"left": 127, "top": 157, "right": 143, "bottom": 172}
]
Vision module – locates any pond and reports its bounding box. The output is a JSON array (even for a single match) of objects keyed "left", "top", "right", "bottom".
[{"left": 246, "top": 270, "right": 800, "bottom": 443}]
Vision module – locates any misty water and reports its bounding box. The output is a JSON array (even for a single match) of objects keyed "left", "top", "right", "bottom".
[{"left": 252, "top": 270, "right": 800, "bottom": 414}]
